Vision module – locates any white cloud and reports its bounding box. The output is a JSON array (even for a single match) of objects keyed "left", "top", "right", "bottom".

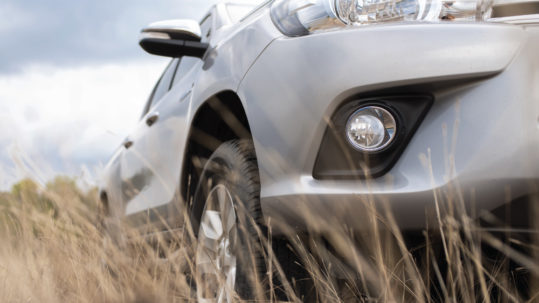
[{"left": 0, "top": 58, "right": 169, "bottom": 189}]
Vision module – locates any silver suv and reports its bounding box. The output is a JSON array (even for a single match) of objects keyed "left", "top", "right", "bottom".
[{"left": 100, "top": 0, "right": 539, "bottom": 300}]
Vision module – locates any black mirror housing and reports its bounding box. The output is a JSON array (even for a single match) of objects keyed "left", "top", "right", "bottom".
[
  {"left": 139, "top": 38, "right": 209, "bottom": 58},
  {"left": 139, "top": 19, "right": 209, "bottom": 58}
]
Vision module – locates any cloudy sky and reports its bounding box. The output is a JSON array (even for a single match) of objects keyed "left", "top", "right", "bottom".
[{"left": 0, "top": 0, "right": 219, "bottom": 189}]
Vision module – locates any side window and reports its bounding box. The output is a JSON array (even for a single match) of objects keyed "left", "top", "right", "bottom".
[
  {"left": 140, "top": 84, "right": 158, "bottom": 119},
  {"left": 151, "top": 58, "right": 179, "bottom": 105},
  {"left": 141, "top": 59, "right": 179, "bottom": 117},
  {"left": 169, "top": 15, "right": 211, "bottom": 88},
  {"left": 172, "top": 57, "right": 199, "bottom": 87},
  {"left": 141, "top": 16, "right": 212, "bottom": 117}
]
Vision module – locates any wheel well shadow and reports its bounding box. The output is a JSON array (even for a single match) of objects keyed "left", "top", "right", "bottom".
[{"left": 181, "top": 90, "right": 255, "bottom": 227}]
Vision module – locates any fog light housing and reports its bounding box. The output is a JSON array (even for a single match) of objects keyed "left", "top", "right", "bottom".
[{"left": 346, "top": 106, "right": 397, "bottom": 152}]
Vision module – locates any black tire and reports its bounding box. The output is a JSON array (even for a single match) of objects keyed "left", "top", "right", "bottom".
[{"left": 192, "top": 139, "right": 266, "bottom": 301}]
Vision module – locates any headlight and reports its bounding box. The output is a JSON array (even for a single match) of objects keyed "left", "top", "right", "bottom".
[{"left": 271, "top": 0, "right": 494, "bottom": 36}]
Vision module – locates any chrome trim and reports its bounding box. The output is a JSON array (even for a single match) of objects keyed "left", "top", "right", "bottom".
[
  {"left": 142, "top": 19, "right": 202, "bottom": 41},
  {"left": 139, "top": 32, "right": 170, "bottom": 40}
]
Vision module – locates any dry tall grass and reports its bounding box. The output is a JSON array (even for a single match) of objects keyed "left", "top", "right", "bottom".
[
  {"left": 0, "top": 177, "right": 188, "bottom": 302},
  {"left": 0, "top": 173, "right": 537, "bottom": 302}
]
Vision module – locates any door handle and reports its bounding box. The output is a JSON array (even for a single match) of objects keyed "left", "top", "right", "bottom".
[
  {"left": 123, "top": 138, "right": 134, "bottom": 149},
  {"left": 146, "top": 112, "right": 159, "bottom": 126}
]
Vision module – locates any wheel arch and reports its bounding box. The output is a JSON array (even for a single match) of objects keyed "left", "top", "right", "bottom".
[{"left": 181, "top": 90, "right": 256, "bottom": 217}]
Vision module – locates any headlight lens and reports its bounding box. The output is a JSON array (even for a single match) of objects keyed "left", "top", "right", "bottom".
[{"left": 271, "top": 0, "right": 494, "bottom": 36}]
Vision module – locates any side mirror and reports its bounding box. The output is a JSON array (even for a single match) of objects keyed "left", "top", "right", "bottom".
[{"left": 139, "top": 19, "right": 209, "bottom": 58}]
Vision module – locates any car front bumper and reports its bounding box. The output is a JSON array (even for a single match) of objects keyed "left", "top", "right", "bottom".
[{"left": 239, "top": 22, "right": 539, "bottom": 233}]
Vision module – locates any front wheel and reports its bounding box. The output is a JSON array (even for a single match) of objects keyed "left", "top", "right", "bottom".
[{"left": 193, "top": 140, "right": 266, "bottom": 302}]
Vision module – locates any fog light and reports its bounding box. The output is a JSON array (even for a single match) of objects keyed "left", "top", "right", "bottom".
[{"left": 346, "top": 106, "right": 397, "bottom": 152}]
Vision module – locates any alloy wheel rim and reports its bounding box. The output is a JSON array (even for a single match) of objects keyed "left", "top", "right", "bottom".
[{"left": 196, "top": 184, "right": 238, "bottom": 303}]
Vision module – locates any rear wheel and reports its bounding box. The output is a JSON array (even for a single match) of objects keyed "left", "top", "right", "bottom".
[{"left": 193, "top": 140, "right": 266, "bottom": 302}]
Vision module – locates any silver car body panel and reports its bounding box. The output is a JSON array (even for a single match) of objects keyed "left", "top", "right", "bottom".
[
  {"left": 102, "top": 5, "right": 281, "bottom": 227},
  {"left": 240, "top": 23, "right": 539, "bottom": 231},
  {"left": 101, "top": 1, "right": 539, "bottom": 233}
]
